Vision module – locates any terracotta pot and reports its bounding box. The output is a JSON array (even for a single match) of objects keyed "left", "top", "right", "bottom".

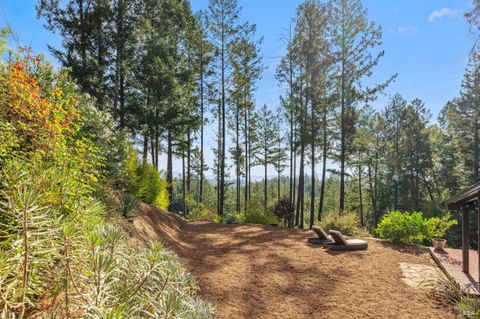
[{"left": 432, "top": 238, "right": 446, "bottom": 251}]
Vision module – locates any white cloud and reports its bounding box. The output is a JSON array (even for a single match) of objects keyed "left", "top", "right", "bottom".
[
  {"left": 396, "top": 26, "right": 417, "bottom": 35},
  {"left": 428, "top": 8, "right": 462, "bottom": 22}
]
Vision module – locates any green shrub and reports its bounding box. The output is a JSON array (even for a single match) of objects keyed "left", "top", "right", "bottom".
[
  {"left": 457, "top": 296, "right": 480, "bottom": 319},
  {"left": 123, "top": 147, "right": 169, "bottom": 210},
  {"left": 187, "top": 199, "right": 221, "bottom": 223},
  {"left": 426, "top": 213, "right": 458, "bottom": 238},
  {"left": 376, "top": 211, "right": 458, "bottom": 244},
  {"left": 376, "top": 211, "right": 428, "bottom": 244},
  {"left": 136, "top": 164, "right": 169, "bottom": 209},
  {"left": 317, "top": 211, "right": 368, "bottom": 236},
  {"left": 77, "top": 97, "right": 131, "bottom": 186},
  {"left": 223, "top": 213, "right": 238, "bottom": 224},
  {"left": 121, "top": 194, "right": 139, "bottom": 219},
  {"left": 236, "top": 202, "right": 279, "bottom": 225}
]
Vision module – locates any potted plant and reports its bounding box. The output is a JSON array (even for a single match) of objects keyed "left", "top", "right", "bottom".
[{"left": 427, "top": 214, "right": 458, "bottom": 251}]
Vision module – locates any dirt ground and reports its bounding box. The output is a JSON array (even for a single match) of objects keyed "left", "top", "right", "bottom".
[{"left": 123, "top": 204, "right": 456, "bottom": 319}]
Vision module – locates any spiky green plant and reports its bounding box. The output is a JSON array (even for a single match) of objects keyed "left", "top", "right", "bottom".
[
  {"left": 121, "top": 194, "right": 139, "bottom": 219},
  {"left": 0, "top": 161, "right": 214, "bottom": 318}
]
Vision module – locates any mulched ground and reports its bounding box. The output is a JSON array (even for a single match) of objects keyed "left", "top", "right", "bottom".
[{"left": 124, "top": 204, "right": 456, "bottom": 319}]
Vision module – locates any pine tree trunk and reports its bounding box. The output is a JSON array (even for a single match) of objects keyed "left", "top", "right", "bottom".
[
  {"left": 297, "top": 138, "right": 305, "bottom": 228},
  {"left": 219, "top": 22, "right": 226, "bottom": 217},
  {"left": 244, "top": 106, "right": 249, "bottom": 212},
  {"left": 96, "top": 4, "right": 105, "bottom": 110},
  {"left": 288, "top": 36, "right": 294, "bottom": 206},
  {"left": 310, "top": 99, "right": 315, "bottom": 229},
  {"left": 318, "top": 107, "right": 327, "bottom": 221},
  {"left": 277, "top": 170, "right": 281, "bottom": 202},
  {"left": 187, "top": 130, "right": 191, "bottom": 215},
  {"left": 367, "top": 153, "right": 376, "bottom": 226},
  {"left": 167, "top": 129, "right": 173, "bottom": 212},
  {"left": 373, "top": 147, "right": 379, "bottom": 226},
  {"left": 143, "top": 131, "right": 148, "bottom": 165},
  {"left": 339, "top": 57, "right": 346, "bottom": 214},
  {"left": 292, "top": 127, "right": 297, "bottom": 227},
  {"left": 289, "top": 118, "right": 294, "bottom": 204},
  {"left": 236, "top": 104, "right": 240, "bottom": 212},
  {"left": 199, "top": 60, "right": 204, "bottom": 203},
  {"left": 182, "top": 148, "right": 186, "bottom": 217},
  {"left": 358, "top": 164, "right": 364, "bottom": 227},
  {"left": 150, "top": 132, "right": 155, "bottom": 166},
  {"left": 217, "top": 100, "right": 221, "bottom": 215},
  {"left": 79, "top": 0, "right": 87, "bottom": 72},
  {"left": 154, "top": 113, "right": 159, "bottom": 169},
  {"left": 247, "top": 108, "right": 252, "bottom": 205},
  {"left": 264, "top": 153, "right": 268, "bottom": 209},
  {"left": 474, "top": 119, "right": 479, "bottom": 182}
]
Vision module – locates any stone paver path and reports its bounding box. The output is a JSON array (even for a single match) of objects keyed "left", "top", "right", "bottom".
[{"left": 399, "top": 262, "right": 444, "bottom": 291}]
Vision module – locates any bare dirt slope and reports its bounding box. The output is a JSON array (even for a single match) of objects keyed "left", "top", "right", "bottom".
[{"left": 124, "top": 204, "right": 455, "bottom": 319}]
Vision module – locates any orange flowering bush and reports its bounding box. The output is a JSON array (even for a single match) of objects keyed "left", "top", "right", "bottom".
[
  {"left": 0, "top": 52, "right": 79, "bottom": 155},
  {"left": 0, "top": 50, "right": 103, "bottom": 189}
]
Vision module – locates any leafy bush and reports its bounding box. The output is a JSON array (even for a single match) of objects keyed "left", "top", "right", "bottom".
[
  {"left": 457, "top": 296, "right": 480, "bottom": 319},
  {"left": 223, "top": 213, "right": 238, "bottom": 224},
  {"left": 317, "top": 211, "right": 368, "bottom": 236},
  {"left": 77, "top": 96, "right": 131, "bottom": 186},
  {"left": 136, "top": 164, "right": 169, "bottom": 208},
  {"left": 376, "top": 211, "right": 429, "bottom": 244},
  {"left": 376, "top": 211, "right": 457, "bottom": 244},
  {"left": 121, "top": 193, "right": 139, "bottom": 219},
  {"left": 123, "top": 147, "right": 169, "bottom": 210},
  {"left": 235, "top": 202, "right": 279, "bottom": 225},
  {"left": 273, "top": 198, "right": 294, "bottom": 226},
  {"left": 187, "top": 198, "right": 221, "bottom": 223},
  {"left": 376, "top": 211, "right": 458, "bottom": 244},
  {"left": 426, "top": 213, "right": 458, "bottom": 239}
]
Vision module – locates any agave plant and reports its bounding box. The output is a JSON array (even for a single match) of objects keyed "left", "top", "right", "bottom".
[{"left": 121, "top": 194, "right": 139, "bottom": 219}]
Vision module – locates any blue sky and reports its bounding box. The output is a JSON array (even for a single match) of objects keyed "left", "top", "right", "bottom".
[{"left": 0, "top": 0, "right": 476, "bottom": 177}]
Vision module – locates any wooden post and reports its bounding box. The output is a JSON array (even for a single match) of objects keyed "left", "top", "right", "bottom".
[
  {"left": 463, "top": 206, "right": 470, "bottom": 273},
  {"left": 478, "top": 194, "right": 480, "bottom": 284}
]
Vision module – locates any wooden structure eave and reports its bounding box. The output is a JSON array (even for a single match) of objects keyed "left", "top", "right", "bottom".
[
  {"left": 445, "top": 181, "right": 480, "bottom": 210},
  {"left": 445, "top": 183, "right": 480, "bottom": 283}
]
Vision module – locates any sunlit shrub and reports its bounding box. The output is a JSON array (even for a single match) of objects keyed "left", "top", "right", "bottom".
[
  {"left": 0, "top": 48, "right": 103, "bottom": 189},
  {"left": 235, "top": 202, "right": 279, "bottom": 225},
  {"left": 375, "top": 211, "right": 457, "bottom": 244},
  {"left": 77, "top": 97, "right": 131, "bottom": 186},
  {"left": 317, "top": 211, "right": 368, "bottom": 236},
  {"left": 425, "top": 213, "right": 458, "bottom": 239},
  {"left": 376, "top": 211, "right": 427, "bottom": 244},
  {"left": 187, "top": 198, "right": 221, "bottom": 223},
  {"left": 123, "top": 147, "right": 169, "bottom": 210},
  {"left": 457, "top": 295, "right": 480, "bottom": 319}
]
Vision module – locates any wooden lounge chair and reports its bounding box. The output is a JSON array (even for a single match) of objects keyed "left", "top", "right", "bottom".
[
  {"left": 325, "top": 230, "right": 368, "bottom": 251},
  {"left": 307, "top": 226, "right": 333, "bottom": 244}
]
